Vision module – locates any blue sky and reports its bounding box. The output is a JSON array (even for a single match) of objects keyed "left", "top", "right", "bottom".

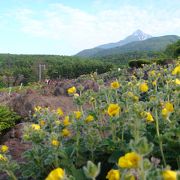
[{"left": 0, "top": 0, "right": 180, "bottom": 55}]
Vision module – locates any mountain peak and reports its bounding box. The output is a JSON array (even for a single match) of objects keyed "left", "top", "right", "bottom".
[{"left": 132, "top": 29, "right": 152, "bottom": 40}]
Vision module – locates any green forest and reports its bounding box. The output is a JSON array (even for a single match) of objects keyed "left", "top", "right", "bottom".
[{"left": 0, "top": 40, "right": 179, "bottom": 88}]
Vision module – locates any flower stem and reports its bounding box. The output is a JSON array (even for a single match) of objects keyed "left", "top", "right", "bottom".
[{"left": 155, "top": 109, "right": 166, "bottom": 166}]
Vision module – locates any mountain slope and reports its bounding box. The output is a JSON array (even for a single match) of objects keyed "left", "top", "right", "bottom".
[
  {"left": 97, "top": 29, "right": 152, "bottom": 49},
  {"left": 93, "top": 35, "right": 180, "bottom": 57},
  {"left": 77, "top": 35, "right": 180, "bottom": 58},
  {"left": 76, "top": 30, "right": 152, "bottom": 57}
]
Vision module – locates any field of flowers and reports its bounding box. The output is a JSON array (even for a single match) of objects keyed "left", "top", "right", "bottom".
[{"left": 0, "top": 62, "right": 180, "bottom": 180}]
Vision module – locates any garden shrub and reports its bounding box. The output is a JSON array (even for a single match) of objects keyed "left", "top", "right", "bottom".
[{"left": 0, "top": 106, "right": 21, "bottom": 135}]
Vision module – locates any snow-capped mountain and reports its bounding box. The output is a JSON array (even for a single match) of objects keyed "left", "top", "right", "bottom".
[
  {"left": 97, "top": 29, "right": 152, "bottom": 49},
  {"left": 76, "top": 29, "right": 153, "bottom": 57}
]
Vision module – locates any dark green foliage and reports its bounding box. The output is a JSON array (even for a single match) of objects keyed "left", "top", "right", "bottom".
[
  {"left": 165, "top": 40, "right": 180, "bottom": 58},
  {"left": 0, "top": 54, "right": 113, "bottom": 87},
  {"left": 128, "top": 59, "right": 151, "bottom": 68},
  {"left": 0, "top": 106, "right": 21, "bottom": 134}
]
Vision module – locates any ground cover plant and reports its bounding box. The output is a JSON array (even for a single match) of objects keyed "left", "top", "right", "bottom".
[{"left": 0, "top": 62, "right": 180, "bottom": 180}]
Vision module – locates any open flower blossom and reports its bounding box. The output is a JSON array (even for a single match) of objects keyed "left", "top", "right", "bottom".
[
  {"left": 46, "top": 168, "right": 65, "bottom": 180},
  {"left": 34, "top": 106, "right": 42, "bottom": 112},
  {"left": 51, "top": 140, "right": 59, "bottom": 147},
  {"left": 175, "top": 78, "right": 180, "bottom": 85},
  {"left": 0, "top": 154, "right": 7, "bottom": 161},
  {"left": 118, "top": 152, "right": 141, "bottom": 168},
  {"left": 164, "top": 102, "right": 174, "bottom": 113},
  {"left": 85, "top": 115, "right": 94, "bottom": 123},
  {"left": 74, "top": 111, "right": 82, "bottom": 119},
  {"left": 146, "top": 112, "right": 154, "bottom": 122},
  {"left": 31, "top": 124, "right": 40, "bottom": 130},
  {"left": 162, "top": 108, "right": 169, "bottom": 118},
  {"left": 1, "top": 145, "right": 8, "bottom": 153},
  {"left": 67, "top": 86, "right": 76, "bottom": 94},
  {"left": 63, "top": 116, "right": 71, "bottom": 126},
  {"left": 162, "top": 170, "right": 177, "bottom": 180},
  {"left": 108, "top": 104, "right": 120, "bottom": 117},
  {"left": 139, "top": 83, "right": 149, "bottom": 93},
  {"left": 57, "top": 108, "right": 64, "bottom": 116},
  {"left": 62, "top": 128, "right": 71, "bottom": 137},
  {"left": 172, "top": 65, "right": 180, "bottom": 75},
  {"left": 111, "top": 81, "right": 120, "bottom": 89},
  {"left": 106, "top": 169, "right": 120, "bottom": 180}
]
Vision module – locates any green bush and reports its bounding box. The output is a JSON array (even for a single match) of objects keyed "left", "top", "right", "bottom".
[
  {"left": 128, "top": 59, "right": 151, "bottom": 68},
  {"left": 0, "top": 106, "right": 21, "bottom": 134}
]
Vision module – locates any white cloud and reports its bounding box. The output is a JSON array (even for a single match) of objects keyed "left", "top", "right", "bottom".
[{"left": 12, "top": 3, "right": 180, "bottom": 54}]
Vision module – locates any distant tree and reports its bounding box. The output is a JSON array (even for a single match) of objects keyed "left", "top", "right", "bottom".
[{"left": 165, "top": 40, "right": 180, "bottom": 58}]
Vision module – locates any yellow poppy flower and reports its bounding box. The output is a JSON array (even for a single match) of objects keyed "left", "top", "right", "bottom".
[
  {"left": 172, "top": 65, "right": 180, "bottom": 75},
  {"left": 161, "top": 108, "right": 169, "bottom": 118},
  {"left": 63, "top": 116, "right": 71, "bottom": 126},
  {"left": 165, "top": 102, "right": 174, "bottom": 113},
  {"left": 146, "top": 112, "right": 154, "bottom": 122},
  {"left": 162, "top": 170, "right": 177, "bottom": 180},
  {"left": 62, "top": 129, "right": 71, "bottom": 137},
  {"left": 51, "top": 140, "right": 59, "bottom": 147},
  {"left": 106, "top": 169, "right": 120, "bottom": 180},
  {"left": 74, "top": 111, "right": 82, "bottom": 119},
  {"left": 67, "top": 86, "right": 76, "bottom": 94},
  {"left": 31, "top": 124, "right": 40, "bottom": 130},
  {"left": 57, "top": 108, "right": 64, "bottom": 116},
  {"left": 111, "top": 81, "right": 120, "bottom": 89},
  {"left": 0, "top": 154, "right": 7, "bottom": 161},
  {"left": 107, "top": 104, "right": 120, "bottom": 117},
  {"left": 118, "top": 152, "right": 141, "bottom": 168},
  {"left": 1, "top": 145, "right": 8, "bottom": 153},
  {"left": 85, "top": 115, "right": 94, "bottom": 123},
  {"left": 175, "top": 78, "right": 180, "bottom": 85},
  {"left": 46, "top": 168, "right": 65, "bottom": 180},
  {"left": 139, "top": 83, "right": 149, "bottom": 93}
]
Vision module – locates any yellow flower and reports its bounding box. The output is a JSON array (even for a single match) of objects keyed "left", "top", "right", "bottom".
[
  {"left": 46, "top": 168, "right": 65, "bottom": 180},
  {"left": 139, "top": 83, "right": 149, "bottom": 93},
  {"left": 57, "top": 108, "right": 64, "bottom": 116},
  {"left": 63, "top": 116, "right": 71, "bottom": 126},
  {"left": 34, "top": 106, "right": 42, "bottom": 112},
  {"left": 149, "top": 70, "right": 156, "bottom": 76},
  {"left": 0, "top": 154, "right": 7, "bottom": 161},
  {"left": 162, "top": 108, "right": 169, "bottom": 118},
  {"left": 67, "top": 86, "right": 76, "bottom": 94},
  {"left": 106, "top": 169, "right": 120, "bottom": 180},
  {"left": 51, "top": 140, "right": 59, "bottom": 147},
  {"left": 146, "top": 112, "right": 154, "bottom": 122},
  {"left": 118, "top": 152, "right": 140, "bottom": 168},
  {"left": 175, "top": 78, "right": 180, "bottom": 85},
  {"left": 62, "top": 129, "right": 71, "bottom": 137},
  {"left": 111, "top": 81, "right": 120, "bottom": 89},
  {"left": 1, "top": 145, "right": 8, "bottom": 153},
  {"left": 172, "top": 65, "right": 180, "bottom": 75},
  {"left": 162, "top": 170, "right": 177, "bottom": 180},
  {"left": 31, "top": 124, "right": 40, "bottom": 130},
  {"left": 108, "top": 104, "right": 120, "bottom": 117},
  {"left": 152, "top": 80, "right": 157, "bottom": 86},
  {"left": 39, "top": 120, "right": 46, "bottom": 126},
  {"left": 165, "top": 102, "right": 174, "bottom": 113},
  {"left": 85, "top": 115, "right": 94, "bottom": 123},
  {"left": 74, "top": 111, "right": 82, "bottom": 119}
]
